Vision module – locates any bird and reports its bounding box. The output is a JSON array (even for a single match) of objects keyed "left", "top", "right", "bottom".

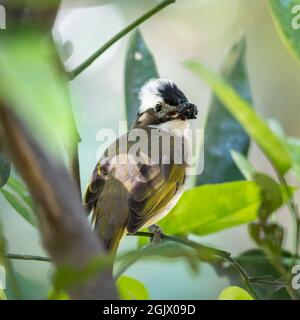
[{"left": 83, "top": 79, "right": 198, "bottom": 258}]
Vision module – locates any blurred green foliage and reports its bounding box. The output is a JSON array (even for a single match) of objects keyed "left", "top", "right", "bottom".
[
  {"left": 1, "top": 0, "right": 300, "bottom": 301},
  {"left": 117, "top": 276, "right": 149, "bottom": 300},
  {"left": 0, "top": 31, "right": 76, "bottom": 158}
]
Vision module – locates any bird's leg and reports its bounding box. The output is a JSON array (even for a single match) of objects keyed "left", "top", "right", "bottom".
[{"left": 148, "top": 224, "right": 164, "bottom": 245}]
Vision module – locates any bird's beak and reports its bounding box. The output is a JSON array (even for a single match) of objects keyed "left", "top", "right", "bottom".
[{"left": 178, "top": 102, "right": 198, "bottom": 120}]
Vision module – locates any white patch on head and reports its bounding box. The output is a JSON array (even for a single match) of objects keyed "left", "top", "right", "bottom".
[{"left": 139, "top": 78, "right": 175, "bottom": 113}]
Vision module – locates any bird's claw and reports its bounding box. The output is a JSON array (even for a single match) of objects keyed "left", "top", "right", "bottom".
[{"left": 149, "top": 225, "right": 164, "bottom": 245}]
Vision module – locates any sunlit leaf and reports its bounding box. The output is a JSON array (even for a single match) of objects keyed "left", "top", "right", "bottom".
[
  {"left": 0, "top": 189, "right": 37, "bottom": 227},
  {"left": 184, "top": 60, "right": 292, "bottom": 175},
  {"left": 117, "top": 276, "right": 149, "bottom": 300},
  {"left": 0, "top": 154, "right": 10, "bottom": 188},
  {"left": 159, "top": 181, "right": 261, "bottom": 236},
  {"left": 0, "top": 30, "right": 76, "bottom": 157},
  {"left": 48, "top": 288, "right": 69, "bottom": 300},
  {"left": 218, "top": 286, "right": 253, "bottom": 300},
  {"left": 125, "top": 29, "right": 159, "bottom": 128},
  {"left": 199, "top": 39, "right": 252, "bottom": 184},
  {"left": 269, "top": 0, "right": 300, "bottom": 63}
]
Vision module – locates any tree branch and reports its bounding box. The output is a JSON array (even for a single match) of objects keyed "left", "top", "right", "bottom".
[
  {"left": 67, "top": 0, "right": 176, "bottom": 79},
  {"left": 0, "top": 106, "right": 117, "bottom": 300}
]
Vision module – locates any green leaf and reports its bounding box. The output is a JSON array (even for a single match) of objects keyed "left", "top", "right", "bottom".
[
  {"left": 53, "top": 255, "right": 111, "bottom": 292},
  {"left": 6, "top": 176, "right": 34, "bottom": 210},
  {"left": 199, "top": 39, "right": 252, "bottom": 185},
  {"left": 253, "top": 173, "right": 284, "bottom": 221},
  {"left": 184, "top": 60, "right": 292, "bottom": 175},
  {"left": 116, "top": 241, "right": 203, "bottom": 275},
  {"left": 117, "top": 276, "right": 149, "bottom": 300},
  {"left": 231, "top": 150, "right": 256, "bottom": 181},
  {"left": 0, "top": 289, "right": 7, "bottom": 300},
  {"left": 227, "top": 155, "right": 294, "bottom": 220},
  {"left": 48, "top": 288, "right": 70, "bottom": 300},
  {"left": 218, "top": 286, "right": 253, "bottom": 300},
  {"left": 0, "top": 30, "right": 76, "bottom": 157},
  {"left": 286, "top": 137, "right": 300, "bottom": 181},
  {"left": 249, "top": 223, "right": 284, "bottom": 255},
  {"left": 125, "top": 29, "right": 159, "bottom": 128},
  {"left": 0, "top": 154, "right": 10, "bottom": 188},
  {"left": 269, "top": 0, "right": 300, "bottom": 63},
  {"left": 159, "top": 181, "right": 261, "bottom": 236},
  {"left": 0, "top": 189, "right": 37, "bottom": 227}
]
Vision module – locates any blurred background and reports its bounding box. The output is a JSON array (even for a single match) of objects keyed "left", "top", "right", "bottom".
[{"left": 1, "top": 0, "right": 300, "bottom": 299}]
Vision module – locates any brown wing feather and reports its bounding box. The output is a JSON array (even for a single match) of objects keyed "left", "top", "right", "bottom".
[{"left": 127, "top": 163, "right": 186, "bottom": 233}]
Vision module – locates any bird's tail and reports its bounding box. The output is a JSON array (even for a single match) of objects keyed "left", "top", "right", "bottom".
[{"left": 101, "top": 227, "right": 126, "bottom": 259}]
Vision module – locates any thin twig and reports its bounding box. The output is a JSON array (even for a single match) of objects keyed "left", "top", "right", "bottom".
[
  {"left": 128, "top": 232, "right": 260, "bottom": 300},
  {"left": 67, "top": 0, "right": 176, "bottom": 79},
  {"left": 6, "top": 254, "right": 51, "bottom": 262}
]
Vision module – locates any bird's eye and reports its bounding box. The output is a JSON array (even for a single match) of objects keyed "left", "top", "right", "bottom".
[{"left": 155, "top": 103, "right": 163, "bottom": 112}]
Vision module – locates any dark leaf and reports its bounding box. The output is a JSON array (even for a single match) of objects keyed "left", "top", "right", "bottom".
[
  {"left": 197, "top": 39, "right": 252, "bottom": 184},
  {"left": 125, "top": 29, "right": 159, "bottom": 128},
  {"left": 223, "top": 249, "right": 293, "bottom": 299},
  {"left": 248, "top": 223, "right": 283, "bottom": 255}
]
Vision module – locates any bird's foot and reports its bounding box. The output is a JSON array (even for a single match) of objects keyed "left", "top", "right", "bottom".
[{"left": 149, "top": 224, "right": 164, "bottom": 245}]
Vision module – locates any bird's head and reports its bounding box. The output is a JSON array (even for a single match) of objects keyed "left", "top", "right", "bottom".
[{"left": 135, "top": 79, "right": 198, "bottom": 127}]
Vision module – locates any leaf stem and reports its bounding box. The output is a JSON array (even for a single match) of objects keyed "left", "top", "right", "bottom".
[{"left": 67, "top": 0, "right": 176, "bottom": 79}]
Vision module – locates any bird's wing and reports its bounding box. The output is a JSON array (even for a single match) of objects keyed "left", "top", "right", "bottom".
[
  {"left": 83, "top": 157, "right": 110, "bottom": 213},
  {"left": 127, "top": 162, "right": 186, "bottom": 233}
]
